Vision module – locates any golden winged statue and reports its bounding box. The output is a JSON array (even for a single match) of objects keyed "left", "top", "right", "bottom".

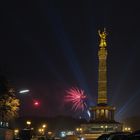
[{"left": 98, "top": 28, "right": 107, "bottom": 47}]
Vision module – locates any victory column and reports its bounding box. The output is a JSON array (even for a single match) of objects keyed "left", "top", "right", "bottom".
[{"left": 81, "top": 29, "right": 122, "bottom": 138}]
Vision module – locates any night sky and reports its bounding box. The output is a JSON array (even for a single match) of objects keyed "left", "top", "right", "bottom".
[{"left": 0, "top": 0, "right": 140, "bottom": 122}]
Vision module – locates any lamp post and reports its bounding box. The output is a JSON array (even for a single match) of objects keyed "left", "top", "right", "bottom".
[
  {"left": 42, "top": 124, "right": 46, "bottom": 129},
  {"left": 14, "top": 129, "right": 19, "bottom": 138},
  {"left": 38, "top": 128, "right": 44, "bottom": 135},
  {"left": 76, "top": 127, "right": 83, "bottom": 137},
  {"left": 42, "top": 124, "right": 47, "bottom": 135},
  {"left": 26, "top": 121, "right": 31, "bottom": 128}
]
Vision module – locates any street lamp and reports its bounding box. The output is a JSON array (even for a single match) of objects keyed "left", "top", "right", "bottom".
[
  {"left": 42, "top": 124, "right": 46, "bottom": 128},
  {"left": 42, "top": 124, "right": 47, "bottom": 135},
  {"left": 76, "top": 127, "right": 83, "bottom": 135},
  {"left": 14, "top": 129, "right": 19, "bottom": 138},
  {"left": 38, "top": 128, "right": 44, "bottom": 135},
  {"left": 38, "top": 128, "right": 42, "bottom": 133},
  {"left": 26, "top": 121, "right": 31, "bottom": 128},
  {"left": 76, "top": 128, "right": 80, "bottom": 131},
  {"left": 101, "top": 126, "right": 104, "bottom": 128}
]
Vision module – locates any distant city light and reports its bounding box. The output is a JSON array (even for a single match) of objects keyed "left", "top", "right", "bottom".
[
  {"left": 60, "top": 131, "right": 66, "bottom": 137},
  {"left": 19, "top": 89, "right": 30, "bottom": 94}
]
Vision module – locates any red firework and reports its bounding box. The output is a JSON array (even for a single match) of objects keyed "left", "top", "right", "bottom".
[{"left": 65, "top": 87, "right": 86, "bottom": 111}]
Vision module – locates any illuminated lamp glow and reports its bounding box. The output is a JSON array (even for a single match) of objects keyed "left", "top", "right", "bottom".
[{"left": 60, "top": 131, "right": 66, "bottom": 137}]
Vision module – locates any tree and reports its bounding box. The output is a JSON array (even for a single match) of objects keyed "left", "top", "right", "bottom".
[{"left": 0, "top": 76, "right": 20, "bottom": 121}]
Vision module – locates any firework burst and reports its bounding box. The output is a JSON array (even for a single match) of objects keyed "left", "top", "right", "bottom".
[{"left": 65, "top": 87, "right": 87, "bottom": 111}]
